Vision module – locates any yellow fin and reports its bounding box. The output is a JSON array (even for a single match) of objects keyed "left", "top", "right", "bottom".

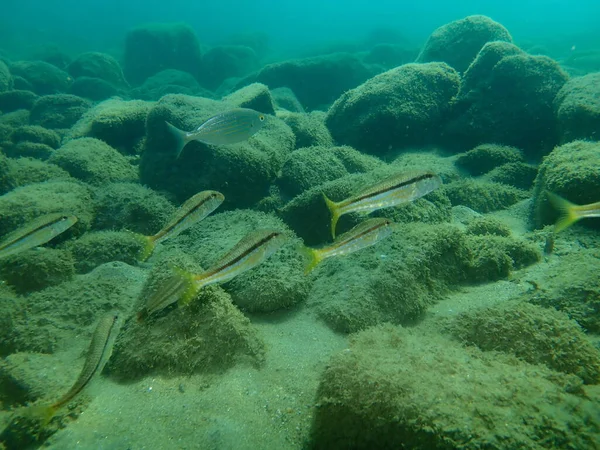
[
  {"left": 135, "top": 234, "right": 156, "bottom": 262},
  {"left": 323, "top": 193, "right": 340, "bottom": 239},
  {"left": 173, "top": 267, "right": 200, "bottom": 307},
  {"left": 300, "top": 246, "right": 323, "bottom": 274},
  {"left": 547, "top": 192, "right": 581, "bottom": 233},
  {"left": 22, "top": 404, "right": 57, "bottom": 429}
]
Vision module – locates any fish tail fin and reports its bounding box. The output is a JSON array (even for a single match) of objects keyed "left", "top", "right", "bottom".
[
  {"left": 300, "top": 246, "right": 323, "bottom": 274},
  {"left": 547, "top": 192, "right": 581, "bottom": 233},
  {"left": 323, "top": 193, "right": 340, "bottom": 239},
  {"left": 165, "top": 121, "right": 189, "bottom": 159},
  {"left": 135, "top": 234, "right": 156, "bottom": 262},
  {"left": 23, "top": 404, "right": 57, "bottom": 428},
  {"left": 173, "top": 267, "right": 200, "bottom": 307}
]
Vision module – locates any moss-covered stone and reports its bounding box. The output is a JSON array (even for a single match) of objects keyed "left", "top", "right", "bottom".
[
  {"left": 0, "top": 109, "right": 30, "bottom": 128},
  {"left": 221, "top": 82, "right": 275, "bottom": 115},
  {"left": 443, "top": 301, "right": 600, "bottom": 383},
  {"left": 9, "top": 61, "right": 70, "bottom": 95},
  {"left": 0, "top": 180, "right": 94, "bottom": 237},
  {"left": 271, "top": 87, "right": 304, "bottom": 113},
  {"left": 465, "top": 216, "right": 511, "bottom": 236},
  {"left": 532, "top": 140, "right": 600, "bottom": 229},
  {"left": 10, "top": 125, "right": 61, "bottom": 148},
  {"left": 0, "top": 248, "right": 75, "bottom": 294},
  {"left": 416, "top": 15, "right": 512, "bottom": 73},
  {"left": 278, "top": 145, "right": 382, "bottom": 198},
  {"left": 278, "top": 111, "right": 334, "bottom": 149},
  {"left": 554, "top": 72, "right": 600, "bottom": 143},
  {"left": 199, "top": 45, "right": 259, "bottom": 90},
  {"left": 0, "top": 90, "right": 38, "bottom": 112},
  {"left": 0, "top": 60, "right": 11, "bottom": 93},
  {"left": 4, "top": 141, "right": 54, "bottom": 160},
  {"left": 129, "top": 69, "right": 209, "bottom": 101},
  {"left": 109, "top": 250, "right": 264, "bottom": 379},
  {"left": 67, "top": 52, "right": 128, "bottom": 88},
  {"left": 326, "top": 62, "right": 460, "bottom": 155},
  {"left": 444, "top": 179, "right": 529, "bottom": 213},
  {"left": 68, "top": 76, "right": 120, "bottom": 102},
  {"left": 92, "top": 182, "right": 175, "bottom": 235},
  {"left": 455, "top": 143, "right": 524, "bottom": 175},
  {"left": 48, "top": 137, "right": 138, "bottom": 185},
  {"left": 311, "top": 324, "right": 599, "bottom": 449},
  {"left": 4, "top": 157, "right": 72, "bottom": 190},
  {"left": 485, "top": 161, "right": 538, "bottom": 190},
  {"left": 29, "top": 94, "right": 91, "bottom": 129},
  {"left": 63, "top": 230, "right": 146, "bottom": 273}
]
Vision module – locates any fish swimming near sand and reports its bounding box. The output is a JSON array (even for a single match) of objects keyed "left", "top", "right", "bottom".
[
  {"left": 25, "top": 313, "right": 122, "bottom": 426},
  {"left": 165, "top": 108, "right": 266, "bottom": 158},
  {"left": 0, "top": 214, "right": 78, "bottom": 259},
  {"left": 139, "top": 190, "right": 224, "bottom": 260},
  {"left": 547, "top": 192, "right": 600, "bottom": 233},
  {"left": 323, "top": 171, "right": 442, "bottom": 239},
  {"left": 302, "top": 218, "right": 394, "bottom": 273},
  {"left": 139, "top": 229, "right": 287, "bottom": 319}
]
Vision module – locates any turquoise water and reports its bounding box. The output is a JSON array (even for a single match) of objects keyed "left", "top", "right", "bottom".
[{"left": 0, "top": 2, "right": 599, "bottom": 449}]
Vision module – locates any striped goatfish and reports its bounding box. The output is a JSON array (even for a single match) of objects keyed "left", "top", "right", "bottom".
[
  {"left": 323, "top": 171, "right": 442, "bottom": 239},
  {"left": 166, "top": 108, "right": 266, "bottom": 158},
  {"left": 139, "top": 190, "right": 224, "bottom": 260},
  {"left": 25, "top": 313, "right": 122, "bottom": 426},
  {"left": 303, "top": 218, "right": 394, "bottom": 273},
  {"left": 0, "top": 213, "right": 78, "bottom": 259},
  {"left": 547, "top": 192, "right": 600, "bottom": 233},
  {"left": 139, "top": 229, "right": 287, "bottom": 319}
]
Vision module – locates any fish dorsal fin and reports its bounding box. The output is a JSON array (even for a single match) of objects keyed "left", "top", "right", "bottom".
[
  {"left": 349, "top": 171, "right": 438, "bottom": 202},
  {"left": 334, "top": 218, "right": 392, "bottom": 245},
  {"left": 208, "top": 229, "right": 283, "bottom": 272}
]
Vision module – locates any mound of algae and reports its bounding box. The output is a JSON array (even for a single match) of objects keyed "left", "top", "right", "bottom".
[{"left": 311, "top": 324, "right": 600, "bottom": 449}]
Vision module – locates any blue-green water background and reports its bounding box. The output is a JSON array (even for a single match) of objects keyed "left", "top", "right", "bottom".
[{"left": 2, "top": 0, "right": 599, "bottom": 58}]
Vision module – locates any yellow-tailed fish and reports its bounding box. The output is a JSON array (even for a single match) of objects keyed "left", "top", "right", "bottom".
[
  {"left": 165, "top": 108, "right": 266, "bottom": 158},
  {"left": 140, "top": 229, "right": 287, "bottom": 318},
  {"left": 0, "top": 214, "right": 78, "bottom": 259},
  {"left": 547, "top": 192, "right": 600, "bottom": 233},
  {"left": 302, "top": 218, "right": 394, "bottom": 273},
  {"left": 323, "top": 171, "right": 442, "bottom": 239},
  {"left": 25, "top": 313, "right": 122, "bottom": 426},
  {"left": 139, "top": 190, "right": 224, "bottom": 260}
]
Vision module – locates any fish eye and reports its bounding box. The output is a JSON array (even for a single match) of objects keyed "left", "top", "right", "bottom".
[
  {"left": 61, "top": 215, "right": 68, "bottom": 220},
  {"left": 259, "top": 115, "right": 265, "bottom": 121}
]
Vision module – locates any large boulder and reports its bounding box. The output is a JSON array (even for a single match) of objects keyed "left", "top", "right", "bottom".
[
  {"left": 140, "top": 94, "right": 295, "bottom": 206},
  {"left": 417, "top": 15, "right": 512, "bottom": 73},
  {"left": 200, "top": 45, "right": 259, "bottom": 90},
  {"left": 554, "top": 72, "right": 600, "bottom": 143},
  {"left": 446, "top": 41, "right": 569, "bottom": 157},
  {"left": 124, "top": 23, "right": 203, "bottom": 86},
  {"left": 0, "top": 90, "right": 38, "bottom": 112},
  {"left": 67, "top": 52, "right": 128, "bottom": 88},
  {"left": 9, "top": 61, "right": 71, "bottom": 95},
  {"left": 326, "top": 62, "right": 460, "bottom": 155},
  {"left": 0, "top": 60, "right": 11, "bottom": 92},
  {"left": 29, "top": 94, "right": 91, "bottom": 129}
]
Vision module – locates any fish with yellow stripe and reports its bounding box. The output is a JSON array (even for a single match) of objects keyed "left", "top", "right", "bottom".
[
  {"left": 323, "top": 171, "right": 442, "bottom": 239},
  {"left": 166, "top": 108, "right": 266, "bottom": 158},
  {"left": 302, "top": 218, "right": 394, "bottom": 273},
  {"left": 0, "top": 213, "right": 78, "bottom": 259},
  {"left": 546, "top": 192, "right": 600, "bottom": 233},
  {"left": 138, "top": 229, "right": 287, "bottom": 319},
  {"left": 138, "top": 190, "right": 224, "bottom": 260}
]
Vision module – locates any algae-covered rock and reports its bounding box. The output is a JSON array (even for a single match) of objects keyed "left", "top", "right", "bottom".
[
  {"left": 30, "top": 94, "right": 91, "bottom": 129},
  {"left": 416, "top": 15, "right": 512, "bottom": 73},
  {"left": 3, "top": 158, "right": 72, "bottom": 190},
  {"left": 443, "top": 301, "right": 600, "bottom": 384},
  {"left": 326, "top": 62, "right": 460, "bottom": 155},
  {"left": 0, "top": 60, "right": 11, "bottom": 93},
  {"left": 485, "top": 161, "right": 538, "bottom": 190},
  {"left": 109, "top": 250, "right": 264, "bottom": 379},
  {"left": 9, "top": 61, "right": 70, "bottom": 95},
  {"left": 0, "top": 110, "right": 29, "bottom": 128},
  {"left": 0, "top": 180, "right": 94, "bottom": 236},
  {"left": 48, "top": 137, "right": 138, "bottom": 185},
  {"left": 278, "top": 145, "right": 382, "bottom": 197},
  {"left": 465, "top": 216, "right": 511, "bottom": 236},
  {"left": 0, "top": 248, "right": 75, "bottom": 294},
  {"left": 554, "top": 72, "right": 600, "bottom": 143},
  {"left": 307, "top": 223, "right": 471, "bottom": 333},
  {"left": 63, "top": 230, "right": 146, "bottom": 273},
  {"left": 124, "top": 22, "right": 203, "bottom": 86},
  {"left": 455, "top": 143, "right": 524, "bottom": 175},
  {"left": 129, "top": 68, "right": 209, "bottom": 101},
  {"left": 311, "top": 324, "right": 599, "bottom": 449},
  {"left": 92, "top": 182, "right": 174, "bottom": 235},
  {"left": 251, "top": 52, "right": 376, "bottom": 110},
  {"left": 172, "top": 209, "right": 310, "bottom": 312},
  {"left": 0, "top": 90, "right": 38, "bottom": 112},
  {"left": 66, "top": 98, "right": 152, "bottom": 154},
  {"left": 67, "top": 51, "right": 128, "bottom": 88},
  {"left": 221, "top": 82, "right": 275, "bottom": 115},
  {"left": 278, "top": 111, "right": 334, "bottom": 149},
  {"left": 140, "top": 94, "right": 295, "bottom": 206},
  {"left": 68, "top": 76, "right": 120, "bottom": 101},
  {"left": 10, "top": 125, "right": 61, "bottom": 149},
  {"left": 447, "top": 42, "right": 569, "bottom": 156},
  {"left": 4, "top": 141, "right": 54, "bottom": 160},
  {"left": 532, "top": 140, "right": 600, "bottom": 229},
  {"left": 444, "top": 179, "right": 530, "bottom": 213},
  {"left": 200, "top": 45, "right": 259, "bottom": 90},
  {"left": 271, "top": 87, "right": 304, "bottom": 113},
  {"left": 363, "top": 43, "right": 416, "bottom": 69}
]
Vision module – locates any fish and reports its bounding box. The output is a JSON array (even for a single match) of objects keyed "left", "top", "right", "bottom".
[
  {"left": 323, "top": 171, "right": 442, "bottom": 239},
  {"left": 165, "top": 108, "right": 266, "bottom": 158},
  {"left": 140, "top": 229, "right": 287, "bottom": 318},
  {"left": 139, "top": 190, "right": 224, "bottom": 261},
  {"left": 0, "top": 213, "right": 78, "bottom": 259},
  {"left": 25, "top": 313, "right": 122, "bottom": 426},
  {"left": 547, "top": 192, "right": 600, "bottom": 233},
  {"left": 302, "top": 218, "right": 394, "bottom": 273}
]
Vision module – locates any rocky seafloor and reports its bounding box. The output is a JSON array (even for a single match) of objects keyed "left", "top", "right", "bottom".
[{"left": 0, "top": 14, "right": 599, "bottom": 450}]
